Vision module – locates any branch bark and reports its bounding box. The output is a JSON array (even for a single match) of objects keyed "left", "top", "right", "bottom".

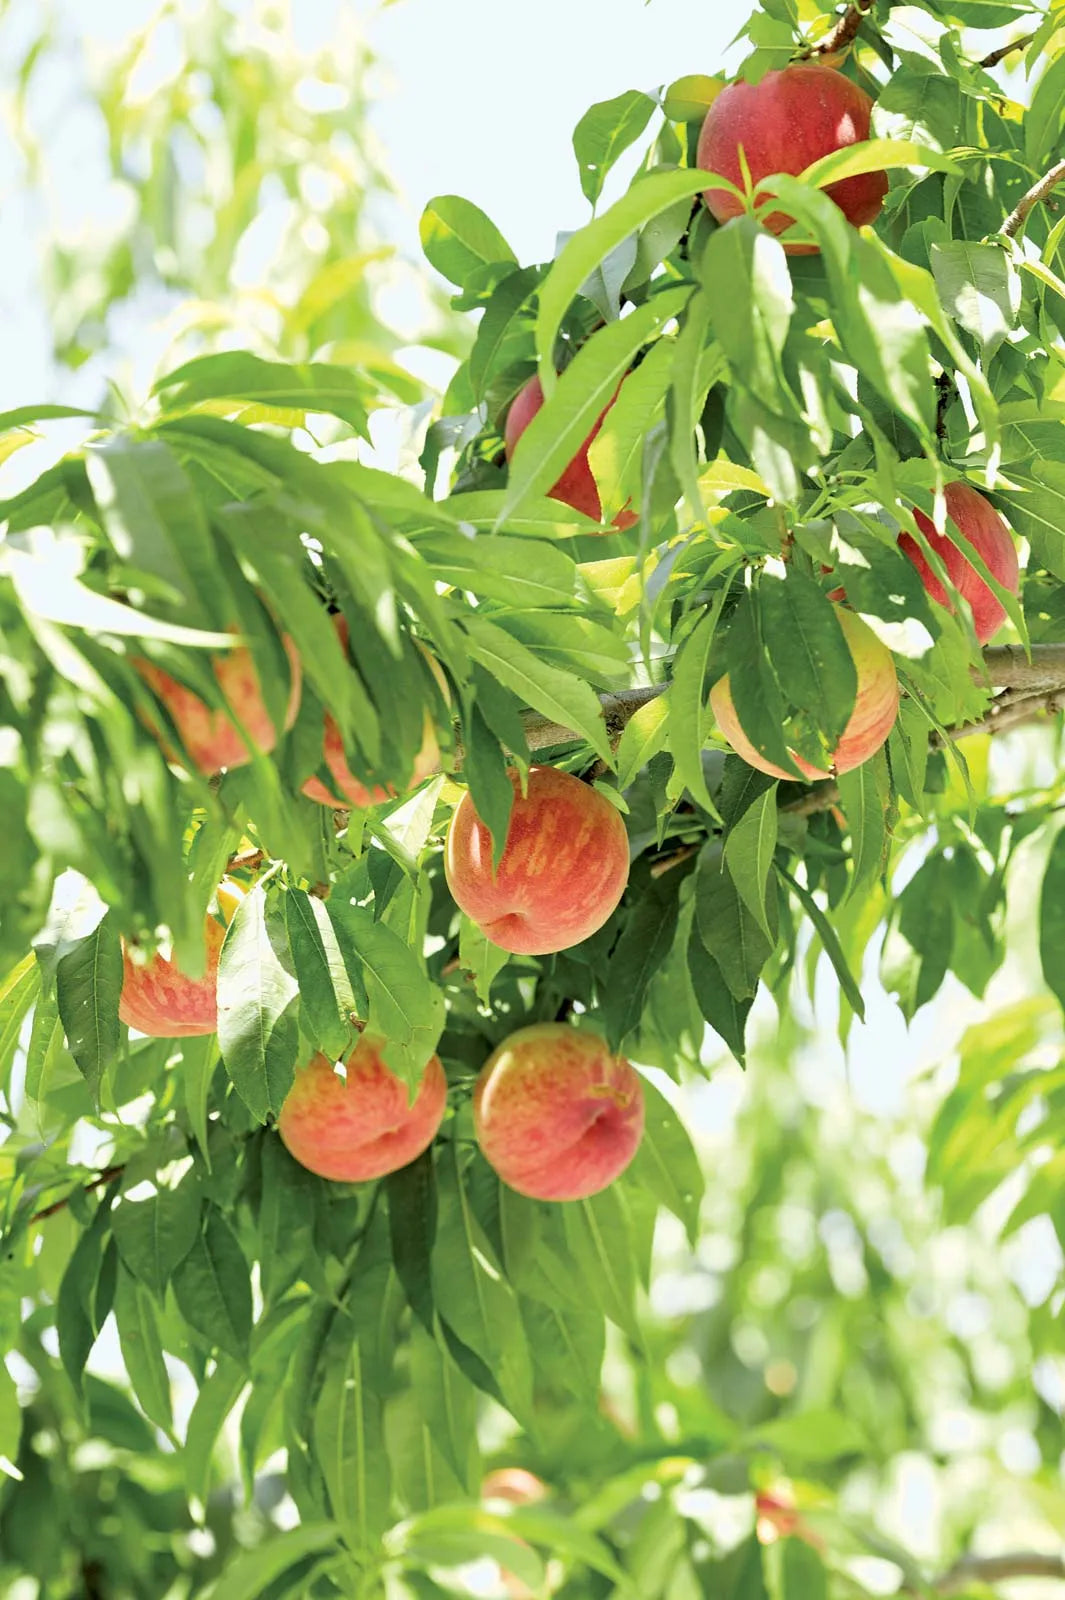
[
  {"left": 805, "top": 0, "right": 874, "bottom": 58},
  {"left": 29, "top": 1164, "right": 125, "bottom": 1224},
  {"left": 933, "top": 1552, "right": 1065, "bottom": 1594},
  {"left": 979, "top": 31, "right": 1036, "bottom": 69},
  {"left": 1003, "top": 158, "right": 1065, "bottom": 239}
]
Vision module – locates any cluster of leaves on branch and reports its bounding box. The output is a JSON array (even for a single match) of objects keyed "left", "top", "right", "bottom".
[{"left": 3, "top": 0, "right": 1065, "bottom": 1594}]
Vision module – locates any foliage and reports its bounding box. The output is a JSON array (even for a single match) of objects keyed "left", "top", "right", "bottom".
[{"left": 2, "top": 0, "right": 1065, "bottom": 1595}]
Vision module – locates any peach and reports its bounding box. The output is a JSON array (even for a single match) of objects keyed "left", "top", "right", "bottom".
[
  {"left": 899, "top": 482, "right": 1018, "bottom": 645},
  {"left": 119, "top": 879, "right": 243, "bottom": 1038},
  {"left": 445, "top": 766, "right": 630, "bottom": 956},
  {"left": 277, "top": 1035, "right": 447, "bottom": 1183},
  {"left": 137, "top": 634, "right": 301, "bottom": 775},
  {"left": 473, "top": 1023, "right": 645, "bottom": 1202},
  {"left": 302, "top": 618, "right": 444, "bottom": 809},
  {"left": 697, "top": 64, "right": 888, "bottom": 252},
  {"left": 710, "top": 607, "right": 898, "bottom": 781},
  {"left": 504, "top": 375, "right": 637, "bottom": 530},
  {"left": 482, "top": 1468, "right": 549, "bottom": 1505}
]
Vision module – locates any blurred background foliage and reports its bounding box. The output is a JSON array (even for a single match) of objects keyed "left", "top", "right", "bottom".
[{"left": 0, "top": 1, "right": 1064, "bottom": 1598}]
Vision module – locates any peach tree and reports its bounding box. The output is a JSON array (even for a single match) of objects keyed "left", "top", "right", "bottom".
[{"left": 2, "top": 0, "right": 1065, "bottom": 1594}]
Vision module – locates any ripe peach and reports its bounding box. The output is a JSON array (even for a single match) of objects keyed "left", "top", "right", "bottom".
[
  {"left": 137, "top": 635, "right": 301, "bottom": 775},
  {"left": 445, "top": 766, "right": 630, "bottom": 956},
  {"left": 697, "top": 64, "right": 888, "bottom": 252},
  {"left": 482, "top": 1468, "right": 549, "bottom": 1505},
  {"left": 899, "top": 482, "right": 1018, "bottom": 645},
  {"left": 474, "top": 1024, "right": 644, "bottom": 1201},
  {"left": 710, "top": 607, "right": 898, "bottom": 781},
  {"left": 504, "top": 375, "right": 637, "bottom": 530},
  {"left": 119, "top": 880, "right": 243, "bottom": 1038},
  {"left": 302, "top": 620, "right": 444, "bottom": 809},
  {"left": 277, "top": 1035, "right": 447, "bottom": 1183}
]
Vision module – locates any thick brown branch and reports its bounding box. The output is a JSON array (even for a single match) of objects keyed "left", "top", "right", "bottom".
[
  {"left": 979, "top": 31, "right": 1036, "bottom": 69},
  {"left": 1003, "top": 158, "right": 1065, "bottom": 239},
  {"left": 980, "top": 642, "right": 1065, "bottom": 691},
  {"left": 933, "top": 1553, "right": 1065, "bottom": 1594}
]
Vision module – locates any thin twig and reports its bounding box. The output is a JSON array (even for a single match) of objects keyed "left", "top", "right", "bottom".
[
  {"left": 29, "top": 1164, "right": 125, "bottom": 1224},
  {"left": 934, "top": 686, "right": 1065, "bottom": 747},
  {"left": 978, "top": 31, "right": 1037, "bottom": 70},
  {"left": 1003, "top": 157, "right": 1065, "bottom": 239}
]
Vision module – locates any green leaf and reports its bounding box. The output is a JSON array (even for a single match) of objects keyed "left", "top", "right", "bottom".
[
  {"left": 1026, "top": 50, "right": 1065, "bottom": 168},
  {"left": 723, "top": 786, "right": 779, "bottom": 945},
  {"left": 420, "top": 195, "right": 515, "bottom": 287},
  {"left": 217, "top": 884, "right": 300, "bottom": 1122},
  {"left": 0, "top": 955, "right": 41, "bottom": 1087},
  {"left": 704, "top": 216, "right": 793, "bottom": 408},
  {"left": 464, "top": 612, "right": 614, "bottom": 764},
  {"left": 749, "top": 1408, "right": 866, "bottom": 1462},
  {"left": 112, "top": 1183, "right": 201, "bottom": 1299},
  {"left": 670, "top": 581, "right": 736, "bottom": 812},
  {"left": 1039, "top": 828, "right": 1065, "bottom": 1017},
  {"left": 502, "top": 286, "right": 690, "bottom": 526},
  {"left": 837, "top": 753, "right": 890, "bottom": 901},
  {"left": 6, "top": 526, "right": 234, "bottom": 646},
  {"left": 395, "top": 1506, "right": 545, "bottom": 1592},
  {"left": 777, "top": 865, "right": 866, "bottom": 1021},
  {"left": 285, "top": 889, "right": 358, "bottom": 1061},
  {"left": 799, "top": 138, "right": 959, "bottom": 191},
  {"left": 573, "top": 90, "right": 658, "bottom": 206},
  {"left": 626, "top": 1075, "right": 704, "bottom": 1245},
  {"left": 200, "top": 1525, "right": 340, "bottom": 1600},
  {"left": 258, "top": 1137, "right": 318, "bottom": 1304},
  {"left": 873, "top": 63, "right": 963, "bottom": 153},
  {"left": 468, "top": 266, "right": 541, "bottom": 401},
  {"left": 615, "top": 693, "right": 670, "bottom": 790},
  {"left": 759, "top": 570, "right": 858, "bottom": 749},
  {"left": 55, "top": 914, "right": 123, "bottom": 1104},
  {"left": 181, "top": 1036, "right": 219, "bottom": 1169},
  {"left": 327, "top": 901, "right": 445, "bottom": 1090},
  {"left": 432, "top": 1145, "right": 534, "bottom": 1424},
  {"left": 458, "top": 914, "right": 510, "bottom": 1004},
  {"left": 930, "top": 242, "right": 1020, "bottom": 365},
  {"left": 695, "top": 842, "right": 775, "bottom": 1002},
  {"left": 387, "top": 1147, "right": 438, "bottom": 1333},
  {"left": 588, "top": 337, "right": 676, "bottom": 522},
  {"left": 536, "top": 169, "right": 716, "bottom": 383},
  {"left": 112, "top": 1263, "right": 174, "bottom": 1438},
  {"left": 408, "top": 1320, "right": 479, "bottom": 1490},
  {"left": 0, "top": 1361, "right": 20, "bottom": 1477},
  {"left": 172, "top": 1208, "right": 253, "bottom": 1362},
  {"left": 184, "top": 1357, "right": 246, "bottom": 1506},
  {"left": 687, "top": 933, "right": 753, "bottom": 1066},
  {"left": 602, "top": 878, "right": 682, "bottom": 1051},
  {"left": 497, "top": 611, "right": 630, "bottom": 688},
  {"left": 719, "top": 587, "right": 804, "bottom": 780},
  {"left": 85, "top": 437, "right": 232, "bottom": 631},
  {"left": 415, "top": 531, "right": 580, "bottom": 609},
  {"left": 562, "top": 1188, "right": 643, "bottom": 1347},
  {"left": 154, "top": 351, "right": 372, "bottom": 434},
  {"left": 314, "top": 1341, "right": 391, "bottom": 1552}
]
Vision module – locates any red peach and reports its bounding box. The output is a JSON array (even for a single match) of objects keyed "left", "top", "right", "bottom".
[
  {"left": 900, "top": 482, "right": 1019, "bottom": 645},
  {"left": 119, "top": 879, "right": 244, "bottom": 1038},
  {"left": 302, "top": 618, "right": 444, "bottom": 809},
  {"left": 473, "top": 1023, "right": 645, "bottom": 1202},
  {"left": 504, "top": 375, "right": 637, "bottom": 530},
  {"left": 445, "top": 766, "right": 630, "bottom": 956},
  {"left": 755, "top": 1490, "right": 826, "bottom": 1551},
  {"left": 137, "top": 634, "right": 301, "bottom": 775},
  {"left": 277, "top": 1035, "right": 447, "bottom": 1183},
  {"left": 697, "top": 64, "right": 888, "bottom": 253},
  {"left": 710, "top": 607, "right": 899, "bottom": 781}
]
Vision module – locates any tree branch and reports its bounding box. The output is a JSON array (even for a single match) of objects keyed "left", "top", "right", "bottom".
[
  {"left": 803, "top": 0, "right": 874, "bottom": 59},
  {"left": 1003, "top": 158, "right": 1065, "bottom": 239},
  {"left": 933, "top": 1552, "right": 1065, "bottom": 1594},
  {"left": 979, "top": 31, "right": 1036, "bottom": 70},
  {"left": 29, "top": 1164, "right": 125, "bottom": 1224}
]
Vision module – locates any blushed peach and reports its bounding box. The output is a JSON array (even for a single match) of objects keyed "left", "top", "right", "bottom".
[
  {"left": 504, "top": 375, "right": 637, "bottom": 530},
  {"left": 445, "top": 766, "right": 630, "bottom": 956},
  {"left": 697, "top": 64, "right": 888, "bottom": 253},
  {"left": 137, "top": 635, "right": 301, "bottom": 775},
  {"left": 278, "top": 1035, "right": 447, "bottom": 1183},
  {"left": 900, "top": 482, "right": 1018, "bottom": 645},
  {"left": 473, "top": 1023, "right": 645, "bottom": 1201},
  {"left": 119, "top": 879, "right": 243, "bottom": 1038}
]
